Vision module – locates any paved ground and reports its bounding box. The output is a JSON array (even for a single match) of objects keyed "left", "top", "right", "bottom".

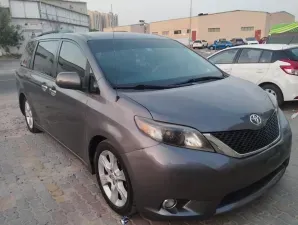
[{"left": 1, "top": 59, "right": 298, "bottom": 225}]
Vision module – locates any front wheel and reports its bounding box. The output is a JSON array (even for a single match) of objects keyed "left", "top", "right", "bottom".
[
  {"left": 210, "top": 46, "right": 214, "bottom": 50},
  {"left": 261, "top": 84, "right": 284, "bottom": 106},
  {"left": 94, "top": 141, "right": 136, "bottom": 216},
  {"left": 23, "top": 98, "right": 41, "bottom": 133}
]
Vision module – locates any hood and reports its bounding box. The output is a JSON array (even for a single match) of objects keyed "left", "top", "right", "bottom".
[{"left": 121, "top": 77, "right": 275, "bottom": 133}]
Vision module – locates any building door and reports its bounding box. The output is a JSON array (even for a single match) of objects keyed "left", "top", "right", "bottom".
[
  {"left": 255, "top": 30, "right": 261, "bottom": 41},
  {"left": 192, "top": 31, "right": 196, "bottom": 41}
]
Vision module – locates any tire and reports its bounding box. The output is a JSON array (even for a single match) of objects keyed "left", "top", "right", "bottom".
[
  {"left": 94, "top": 140, "right": 136, "bottom": 216},
  {"left": 261, "top": 84, "right": 284, "bottom": 106},
  {"left": 210, "top": 46, "right": 214, "bottom": 50},
  {"left": 23, "top": 98, "right": 41, "bottom": 133}
]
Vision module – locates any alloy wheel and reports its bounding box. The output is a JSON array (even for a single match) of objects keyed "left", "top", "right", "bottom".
[
  {"left": 25, "top": 101, "right": 33, "bottom": 129},
  {"left": 265, "top": 88, "right": 277, "bottom": 98},
  {"left": 98, "top": 150, "right": 127, "bottom": 207}
]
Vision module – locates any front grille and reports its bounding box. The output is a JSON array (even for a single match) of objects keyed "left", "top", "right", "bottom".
[{"left": 211, "top": 111, "right": 279, "bottom": 154}]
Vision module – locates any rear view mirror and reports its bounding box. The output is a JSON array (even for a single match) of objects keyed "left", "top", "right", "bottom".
[{"left": 56, "top": 72, "right": 82, "bottom": 90}]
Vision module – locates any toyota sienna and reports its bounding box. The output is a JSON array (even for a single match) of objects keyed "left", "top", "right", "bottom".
[{"left": 16, "top": 32, "right": 292, "bottom": 220}]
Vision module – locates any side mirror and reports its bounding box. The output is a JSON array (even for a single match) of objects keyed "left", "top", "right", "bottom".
[{"left": 56, "top": 72, "right": 82, "bottom": 90}]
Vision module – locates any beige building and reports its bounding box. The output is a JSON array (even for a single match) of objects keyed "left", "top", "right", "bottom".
[
  {"left": 88, "top": 10, "right": 118, "bottom": 31},
  {"left": 104, "top": 10, "right": 294, "bottom": 43},
  {"left": 104, "top": 23, "right": 150, "bottom": 33}
]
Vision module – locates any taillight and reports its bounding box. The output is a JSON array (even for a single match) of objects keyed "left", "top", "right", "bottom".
[{"left": 280, "top": 59, "right": 298, "bottom": 76}]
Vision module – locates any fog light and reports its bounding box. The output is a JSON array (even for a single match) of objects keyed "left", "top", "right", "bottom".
[{"left": 162, "top": 199, "right": 177, "bottom": 209}]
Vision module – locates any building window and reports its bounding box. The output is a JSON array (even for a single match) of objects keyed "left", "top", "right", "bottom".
[
  {"left": 162, "top": 31, "right": 169, "bottom": 36},
  {"left": 152, "top": 32, "right": 158, "bottom": 35},
  {"left": 241, "top": 26, "right": 254, "bottom": 31},
  {"left": 174, "top": 30, "right": 182, "bottom": 34},
  {"left": 187, "top": 29, "right": 191, "bottom": 33},
  {"left": 208, "top": 28, "right": 220, "bottom": 32}
]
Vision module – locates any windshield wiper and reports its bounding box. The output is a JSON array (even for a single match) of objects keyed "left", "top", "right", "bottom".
[
  {"left": 115, "top": 84, "right": 173, "bottom": 90},
  {"left": 174, "top": 76, "right": 224, "bottom": 85}
]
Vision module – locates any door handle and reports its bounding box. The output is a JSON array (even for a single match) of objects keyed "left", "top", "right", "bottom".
[
  {"left": 256, "top": 69, "right": 263, "bottom": 73},
  {"left": 41, "top": 84, "right": 48, "bottom": 92},
  {"left": 49, "top": 86, "right": 56, "bottom": 96}
]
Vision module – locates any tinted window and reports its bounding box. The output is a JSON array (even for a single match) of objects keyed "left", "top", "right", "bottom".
[
  {"left": 33, "top": 41, "right": 59, "bottom": 77},
  {"left": 195, "top": 40, "right": 202, "bottom": 43},
  {"left": 21, "top": 41, "right": 37, "bottom": 68},
  {"left": 88, "top": 39, "right": 222, "bottom": 87},
  {"left": 272, "top": 50, "right": 290, "bottom": 62},
  {"left": 57, "top": 42, "right": 87, "bottom": 78},
  {"left": 259, "top": 50, "right": 273, "bottom": 63},
  {"left": 238, "top": 49, "right": 262, "bottom": 63},
  {"left": 209, "top": 49, "right": 238, "bottom": 64},
  {"left": 286, "top": 48, "right": 298, "bottom": 61}
]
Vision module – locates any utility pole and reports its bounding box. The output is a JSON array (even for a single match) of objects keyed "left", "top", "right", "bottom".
[{"left": 188, "top": 0, "right": 193, "bottom": 47}]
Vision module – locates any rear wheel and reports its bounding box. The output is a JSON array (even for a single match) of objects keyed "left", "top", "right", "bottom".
[
  {"left": 94, "top": 141, "right": 136, "bottom": 216},
  {"left": 23, "top": 98, "right": 41, "bottom": 133},
  {"left": 261, "top": 84, "right": 284, "bottom": 106}
]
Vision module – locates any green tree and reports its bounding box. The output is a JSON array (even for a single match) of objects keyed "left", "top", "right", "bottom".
[
  {"left": 0, "top": 7, "right": 24, "bottom": 52},
  {"left": 89, "top": 28, "right": 99, "bottom": 32}
]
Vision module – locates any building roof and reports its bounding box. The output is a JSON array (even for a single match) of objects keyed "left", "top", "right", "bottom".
[{"left": 150, "top": 10, "right": 294, "bottom": 24}]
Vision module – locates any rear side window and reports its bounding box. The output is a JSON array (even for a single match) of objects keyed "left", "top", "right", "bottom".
[
  {"left": 286, "top": 48, "right": 298, "bottom": 61},
  {"left": 259, "top": 50, "right": 273, "bottom": 63},
  {"left": 209, "top": 49, "right": 239, "bottom": 64},
  {"left": 21, "top": 41, "right": 37, "bottom": 68},
  {"left": 57, "top": 41, "right": 87, "bottom": 78},
  {"left": 272, "top": 50, "right": 291, "bottom": 62},
  {"left": 33, "top": 41, "right": 59, "bottom": 77},
  {"left": 237, "top": 49, "right": 262, "bottom": 63}
]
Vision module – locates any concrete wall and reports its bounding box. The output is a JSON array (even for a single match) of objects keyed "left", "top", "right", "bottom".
[
  {"left": 42, "top": 0, "right": 88, "bottom": 14},
  {"left": 0, "top": 0, "right": 9, "bottom": 8},
  {"left": 197, "top": 11, "right": 268, "bottom": 43},
  {"left": 104, "top": 25, "right": 131, "bottom": 32}
]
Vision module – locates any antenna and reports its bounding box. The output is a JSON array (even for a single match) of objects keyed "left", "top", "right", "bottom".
[
  {"left": 188, "top": 0, "right": 193, "bottom": 47},
  {"left": 111, "top": 4, "right": 119, "bottom": 101}
]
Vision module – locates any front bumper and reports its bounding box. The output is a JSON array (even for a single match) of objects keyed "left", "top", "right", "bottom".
[{"left": 124, "top": 111, "right": 292, "bottom": 220}]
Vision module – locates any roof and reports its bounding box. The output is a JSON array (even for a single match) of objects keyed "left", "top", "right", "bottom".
[
  {"left": 35, "top": 32, "right": 167, "bottom": 41},
  {"left": 150, "top": 10, "right": 293, "bottom": 24},
  {"left": 231, "top": 44, "right": 298, "bottom": 50}
]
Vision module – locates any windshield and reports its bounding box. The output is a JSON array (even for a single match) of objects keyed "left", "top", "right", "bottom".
[
  {"left": 246, "top": 37, "right": 257, "bottom": 41},
  {"left": 194, "top": 40, "right": 202, "bottom": 43},
  {"left": 88, "top": 38, "right": 222, "bottom": 88}
]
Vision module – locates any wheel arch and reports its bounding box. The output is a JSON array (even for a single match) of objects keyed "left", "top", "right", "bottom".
[
  {"left": 259, "top": 82, "right": 284, "bottom": 97},
  {"left": 19, "top": 93, "right": 26, "bottom": 116},
  {"left": 88, "top": 135, "right": 107, "bottom": 174}
]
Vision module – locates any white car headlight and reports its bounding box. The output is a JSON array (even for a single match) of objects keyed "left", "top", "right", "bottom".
[{"left": 135, "top": 116, "right": 214, "bottom": 152}]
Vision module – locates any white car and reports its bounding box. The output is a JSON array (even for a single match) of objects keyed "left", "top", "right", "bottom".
[
  {"left": 193, "top": 40, "right": 208, "bottom": 49},
  {"left": 245, "top": 37, "right": 259, "bottom": 45},
  {"left": 208, "top": 44, "right": 298, "bottom": 105}
]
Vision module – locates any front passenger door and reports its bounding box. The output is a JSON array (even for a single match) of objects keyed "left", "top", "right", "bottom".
[
  {"left": 208, "top": 49, "right": 239, "bottom": 74},
  {"left": 46, "top": 41, "right": 88, "bottom": 157}
]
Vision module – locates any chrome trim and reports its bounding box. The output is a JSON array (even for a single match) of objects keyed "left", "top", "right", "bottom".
[{"left": 204, "top": 110, "right": 281, "bottom": 158}]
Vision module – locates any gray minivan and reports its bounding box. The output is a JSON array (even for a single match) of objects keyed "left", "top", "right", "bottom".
[{"left": 16, "top": 32, "right": 292, "bottom": 220}]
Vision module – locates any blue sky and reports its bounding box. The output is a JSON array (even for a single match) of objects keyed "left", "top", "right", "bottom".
[{"left": 86, "top": 0, "right": 298, "bottom": 25}]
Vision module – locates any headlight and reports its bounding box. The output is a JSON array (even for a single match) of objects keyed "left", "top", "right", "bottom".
[
  {"left": 266, "top": 91, "right": 278, "bottom": 108},
  {"left": 135, "top": 116, "right": 214, "bottom": 152}
]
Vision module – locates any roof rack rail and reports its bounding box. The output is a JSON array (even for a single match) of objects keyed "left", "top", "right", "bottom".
[{"left": 37, "top": 30, "right": 73, "bottom": 37}]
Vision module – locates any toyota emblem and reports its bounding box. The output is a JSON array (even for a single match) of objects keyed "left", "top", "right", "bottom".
[{"left": 250, "top": 114, "right": 262, "bottom": 126}]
